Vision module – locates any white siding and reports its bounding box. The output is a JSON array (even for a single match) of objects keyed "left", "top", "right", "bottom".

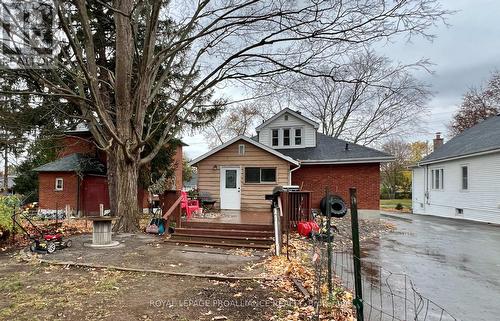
[
  {"left": 412, "top": 152, "right": 500, "bottom": 224},
  {"left": 412, "top": 167, "right": 426, "bottom": 212},
  {"left": 258, "top": 112, "right": 316, "bottom": 148}
]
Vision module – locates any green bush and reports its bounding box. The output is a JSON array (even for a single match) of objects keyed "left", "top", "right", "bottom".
[
  {"left": 395, "top": 203, "right": 404, "bottom": 211},
  {"left": 0, "top": 196, "right": 21, "bottom": 234}
]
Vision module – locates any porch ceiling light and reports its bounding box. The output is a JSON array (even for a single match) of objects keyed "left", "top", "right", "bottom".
[{"left": 213, "top": 165, "right": 218, "bottom": 170}]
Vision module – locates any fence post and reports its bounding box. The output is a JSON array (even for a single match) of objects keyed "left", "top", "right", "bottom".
[
  {"left": 325, "top": 188, "right": 333, "bottom": 299},
  {"left": 349, "top": 188, "right": 364, "bottom": 321}
]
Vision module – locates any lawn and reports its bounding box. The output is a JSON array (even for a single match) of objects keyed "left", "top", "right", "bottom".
[{"left": 380, "top": 199, "right": 412, "bottom": 210}]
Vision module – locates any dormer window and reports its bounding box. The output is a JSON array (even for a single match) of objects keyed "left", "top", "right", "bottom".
[
  {"left": 283, "top": 129, "right": 290, "bottom": 146},
  {"left": 295, "top": 128, "right": 302, "bottom": 145},
  {"left": 272, "top": 129, "right": 279, "bottom": 146}
]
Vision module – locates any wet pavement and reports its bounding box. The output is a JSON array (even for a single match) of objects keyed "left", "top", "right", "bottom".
[{"left": 363, "top": 213, "right": 500, "bottom": 321}]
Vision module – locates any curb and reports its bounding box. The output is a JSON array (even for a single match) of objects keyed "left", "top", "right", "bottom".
[{"left": 380, "top": 212, "right": 413, "bottom": 222}]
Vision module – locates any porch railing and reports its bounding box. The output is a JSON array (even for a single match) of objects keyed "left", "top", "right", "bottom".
[
  {"left": 159, "top": 190, "right": 182, "bottom": 228},
  {"left": 279, "top": 190, "right": 312, "bottom": 228}
]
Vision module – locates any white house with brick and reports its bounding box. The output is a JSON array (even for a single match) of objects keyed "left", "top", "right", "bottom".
[{"left": 412, "top": 114, "right": 500, "bottom": 224}]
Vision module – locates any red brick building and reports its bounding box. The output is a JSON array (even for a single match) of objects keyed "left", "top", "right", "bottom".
[
  {"left": 35, "top": 126, "right": 184, "bottom": 217},
  {"left": 291, "top": 163, "right": 381, "bottom": 210}
]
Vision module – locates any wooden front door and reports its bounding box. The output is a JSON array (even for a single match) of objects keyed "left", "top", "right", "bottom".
[{"left": 220, "top": 167, "right": 241, "bottom": 210}]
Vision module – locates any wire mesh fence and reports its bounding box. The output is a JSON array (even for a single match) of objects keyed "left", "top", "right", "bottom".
[{"left": 331, "top": 249, "right": 458, "bottom": 321}]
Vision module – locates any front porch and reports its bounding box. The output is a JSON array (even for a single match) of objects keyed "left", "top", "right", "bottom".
[{"left": 160, "top": 190, "right": 311, "bottom": 249}]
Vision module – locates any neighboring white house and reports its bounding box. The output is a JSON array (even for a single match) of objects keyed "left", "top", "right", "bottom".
[{"left": 412, "top": 114, "right": 500, "bottom": 224}]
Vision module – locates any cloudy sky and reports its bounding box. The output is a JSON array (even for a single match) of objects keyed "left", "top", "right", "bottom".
[{"left": 183, "top": 0, "right": 500, "bottom": 159}]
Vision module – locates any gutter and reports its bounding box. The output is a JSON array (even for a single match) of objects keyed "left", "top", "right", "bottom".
[
  {"left": 298, "top": 157, "right": 394, "bottom": 165},
  {"left": 418, "top": 148, "right": 500, "bottom": 166}
]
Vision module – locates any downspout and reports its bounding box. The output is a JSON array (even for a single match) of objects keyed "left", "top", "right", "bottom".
[
  {"left": 425, "top": 164, "right": 429, "bottom": 206},
  {"left": 289, "top": 162, "right": 301, "bottom": 186},
  {"left": 76, "top": 175, "right": 81, "bottom": 217}
]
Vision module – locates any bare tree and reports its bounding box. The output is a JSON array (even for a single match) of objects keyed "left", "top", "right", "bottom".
[
  {"left": 449, "top": 71, "right": 500, "bottom": 136},
  {"left": 258, "top": 50, "right": 432, "bottom": 145},
  {"left": 381, "top": 139, "right": 411, "bottom": 199},
  {"left": 1, "top": 0, "right": 449, "bottom": 231},
  {"left": 202, "top": 103, "right": 268, "bottom": 148}
]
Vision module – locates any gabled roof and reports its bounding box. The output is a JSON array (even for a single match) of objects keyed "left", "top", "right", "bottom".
[
  {"left": 419, "top": 114, "right": 500, "bottom": 165},
  {"left": 277, "top": 133, "right": 394, "bottom": 164},
  {"left": 255, "top": 108, "right": 319, "bottom": 131},
  {"left": 34, "top": 153, "right": 106, "bottom": 174},
  {"left": 189, "top": 135, "right": 299, "bottom": 166}
]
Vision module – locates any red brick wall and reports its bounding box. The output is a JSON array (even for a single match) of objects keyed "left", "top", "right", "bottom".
[
  {"left": 58, "top": 135, "right": 107, "bottom": 165},
  {"left": 59, "top": 136, "right": 96, "bottom": 157},
  {"left": 38, "top": 172, "right": 79, "bottom": 211},
  {"left": 291, "top": 163, "right": 381, "bottom": 210}
]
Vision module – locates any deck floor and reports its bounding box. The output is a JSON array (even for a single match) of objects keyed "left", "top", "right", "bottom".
[{"left": 188, "top": 210, "right": 272, "bottom": 225}]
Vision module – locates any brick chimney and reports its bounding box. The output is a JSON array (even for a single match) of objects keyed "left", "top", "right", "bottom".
[{"left": 433, "top": 132, "right": 444, "bottom": 150}]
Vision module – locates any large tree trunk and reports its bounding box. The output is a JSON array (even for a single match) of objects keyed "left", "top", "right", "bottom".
[
  {"left": 111, "top": 146, "right": 140, "bottom": 232},
  {"left": 112, "top": 0, "right": 137, "bottom": 232},
  {"left": 107, "top": 150, "right": 118, "bottom": 217}
]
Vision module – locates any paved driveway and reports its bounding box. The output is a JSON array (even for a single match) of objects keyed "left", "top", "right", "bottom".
[{"left": 363, "top": 213, "right": 500, "bottom": 321}]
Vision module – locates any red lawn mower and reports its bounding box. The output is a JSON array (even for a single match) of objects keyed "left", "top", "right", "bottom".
[{"left": 12, "top": 212, "right": 72, "bottom": 254}]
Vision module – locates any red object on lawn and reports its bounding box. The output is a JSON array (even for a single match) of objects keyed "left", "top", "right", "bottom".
[
  {"left": 180, "top": 191, "right": 200, "bottom": 221},
  {"left": 43, "top": 233, "right": 64, "bottom": 241},
  {"left": 297, "top": 221, "right": 320, "bottom": 238}
]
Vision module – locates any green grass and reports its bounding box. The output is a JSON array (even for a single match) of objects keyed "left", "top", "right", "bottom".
[{"left": 380, "top": 199, "right": 412, "bottom": 209}]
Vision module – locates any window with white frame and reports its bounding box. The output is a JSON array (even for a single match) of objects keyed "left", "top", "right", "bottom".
[
  {"left": 271, "top": 127, "right": 303, "bottom": 147},
  {"left": 55, "top": 178, "right": 64, "bottom": 191},
  {"left": 431, "top": 169, "right": 444, "bottom": 190},
  {"left": 461, "top": 165, "right": 468, "bottom": 190},
  {"left": 272, "top": 129, "right": 279, "bottom": 146},
  {"left": 238, "top": 144, "right": 245, "bottom": 155},
  {"left": 283, "top": 128, "right": 290, "bottom": 146},
  {"left": 294, "top": 128, "right": 302, "bottom": 145}
]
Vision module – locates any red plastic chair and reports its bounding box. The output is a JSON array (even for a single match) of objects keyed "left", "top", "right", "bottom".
[{"left": 180, "top": 191, "right": 200, "bottom": 221}]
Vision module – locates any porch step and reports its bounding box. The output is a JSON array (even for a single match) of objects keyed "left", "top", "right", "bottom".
[
  {"left": 171, "top": 233, "right": 274, "bottom": 245},
  {"left": 181, "top": 221, "right": 274, "bottom": 231},
  {"left": 168, "top": 223, "right": 275, "bottom": 249},
  {"left": 174, "top": 227, "right": 274, "bottom": 238},
  {"left": 164, "top": 238, "right": 271, "bottom": 249}
]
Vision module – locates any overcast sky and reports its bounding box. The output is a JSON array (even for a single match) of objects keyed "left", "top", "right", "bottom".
[{"left": 183, "top": 0, "right": 500, "bottom": 159}]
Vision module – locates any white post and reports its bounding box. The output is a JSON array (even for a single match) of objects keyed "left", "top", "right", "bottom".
[
  {"left": 274, "top": 195, "right": 283, "bottom": 256},
  {"left": 99, "top": 204, "right": 104, "bottom": 216},
  {"left": 65, "top": 204, "right": 71, "bottom": 220}
]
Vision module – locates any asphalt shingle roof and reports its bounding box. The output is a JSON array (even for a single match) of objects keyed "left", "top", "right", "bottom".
[
  {"left": 34, "top": 153, "right": 106, "bottom": 174},
  {"left": 420, "top": 114, "right": 500, "bottom": 164},
  {"left": 276, "top": 133, "right": 393, "bottom": 162}
]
